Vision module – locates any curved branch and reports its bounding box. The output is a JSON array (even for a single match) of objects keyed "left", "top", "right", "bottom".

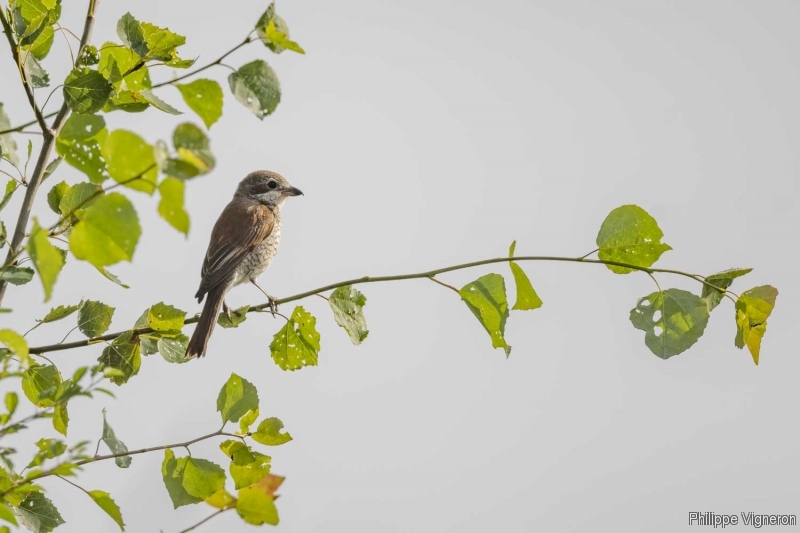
[{"left": 28, "top": 255, "right": 729, "bottom": 355}]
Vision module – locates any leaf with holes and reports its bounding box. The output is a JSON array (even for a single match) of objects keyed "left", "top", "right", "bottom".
[
  {"left": 27, "top": 219, "right": 65, "bottom": 301},
  {"left": 64, "top": 68, "right": 113, "bottom": 114},
  {"left": 69, "top": 192, "right": 141, "bottom": 267},
  {"left": 328, "top": 285, "right": 369, "bottom": 344},
  {"left": 228, "top": 60, "right": 281, "bottom": 119},
  {"left": 459, "top": 273, "right": 511, "bottom": 356},
  {"left": 55, "top": 114, "right": 110, "bottom": 184},
  {"left": 97, "top": 331, "right": 140, "bottom": 385},
  {"left": 78, "top": 300, "right": 114, "bottom": 337},
  {"left": 157, "top": 334, "right": 190, "bottom": 364},
  {"left": 176, "top": 79, "right": 223, "bottom": 128},
  {"left": 701, "top": 267, "right": 753, "bottom": 312},
  {"left": 270, "top": 306, "right": 320, "bottom": 370},
  {"left": 596, "top": 205, "right": 672, "bottom": 274},
  {"left": 734, "top": 285, "right": 778, "bottom": 365},
  {"left": 14, "top": 492, "right": 64, "bottom": 533},
  {"left": 217, "top": 373, "right": 259, "bottom": 424},
  {"left": 630, "top": 288, "right": 709, "bottom": 359}
]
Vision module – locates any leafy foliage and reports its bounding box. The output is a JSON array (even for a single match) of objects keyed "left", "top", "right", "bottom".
[
  {"left": 629, "top": 289, "right": 710, "bottom": 359},
  {"left": 176, "top": 80, "right": 224, "bottom": 128},
  {"left": 459, "top": 274, "right": 511, "bottom": 356},
  {"left": 507, "top": 241, "right": 542, "bottom": 311},
  {"left": 27, "top": 219, "right": 64, "bottom": 301},
  {"left": 734, "top": 285, "right": 778, "bottom": 365},
  {"left": 69, "top": 193, "right": 141, "bottom": 268},
  {"left": 701, "top": 267, "right": 752, "bottom": 311},
  {"left": 270, "top": 306, "right": 321, "bottom": 370},
  {"left": 228, "top": 60, "right": 281, "bottom": 119},
  {"left": 217, "top": 373, "right": 259, "bottom": 424},
  {"left": 328, "top": 285, "right": 369, "bottom": 344},
  {"left": 596, "top": 205, "right": 672, "bottom": 274}
]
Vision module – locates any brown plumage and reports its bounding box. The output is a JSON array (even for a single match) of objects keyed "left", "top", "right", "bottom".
[{"left": 186, "top": 170, "right": 303, "bottom": 358}]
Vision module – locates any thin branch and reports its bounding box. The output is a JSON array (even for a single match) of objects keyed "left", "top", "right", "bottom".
[
  {"left": 578, "top": 248, "right": 599, "bottom": 260},
  {"left": 0, "top": 112, "right": 58, "bottom": 136},
  {"left": 28, "top": 255, "right": 733, "bottom": 355},
  {"left": 0, "top": 10, "right": 49, "bottom": 133},
  {"left": 0, "top": 0, "right": 99, "bottom": 306},
  {"left": 178, "top": 508, "right": 233, "bottom": 533},
  {"left": 151, "top": 35, "right": 254, "bottom": 88}
]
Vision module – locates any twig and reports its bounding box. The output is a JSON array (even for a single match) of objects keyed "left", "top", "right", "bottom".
[
  {"left": 151, "top": 35, "right": 254, "bottom": 88},
  {"left": 428, "top": 276, "right": 460, "bottom": 294},
  {"left": 27, "top": 255, "right": 733, "bottom": 355},
  {"left": 0, "top": 0, "right": 100, "bottom": 306},
  {"left": 178, "top": 508, "right": 233, "bottom": 533},
  {"left": 0, "top": 112, "right": 58, "bottom": 136}
]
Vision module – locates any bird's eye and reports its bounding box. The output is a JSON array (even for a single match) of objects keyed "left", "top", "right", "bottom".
[{"left": 267, "top": 181, "right": 277, "bottom": 190}]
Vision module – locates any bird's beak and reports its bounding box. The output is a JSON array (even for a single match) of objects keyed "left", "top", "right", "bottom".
[{"left": 283, "top": 186, "right": 304, "bottom": 197}]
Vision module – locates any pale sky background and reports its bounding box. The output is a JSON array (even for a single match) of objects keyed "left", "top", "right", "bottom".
[{"left": 1, "top": 1, "right": 799, "bottom": 532}]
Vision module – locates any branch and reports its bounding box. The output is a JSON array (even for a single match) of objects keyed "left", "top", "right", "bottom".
[
  {"left": 0, "top": 0, "right": 99, "bottom": 306},
  {"left": 151, "top": 34, "right": 254, "bottom": 88},
  {"left": 178, "top": 508, "right": 233, "bottom": 533},
  {"left": 0, "top": 10, "right": 49, "bottom": 133},
  {"left": 0, "top": 112, "right": 58, "bottom": 136},
  {"left": 28, "top": 255, "right": 729, "bottom": 355}
]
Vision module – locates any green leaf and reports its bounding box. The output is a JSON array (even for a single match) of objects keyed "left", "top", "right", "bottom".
[
  {"left": 507, "top": 242, "right": 543, "bottom": 311},
  {"left": 69, "top": 192, "right": 141, "bottom": 267},
  {"left": 161, "top": 449, "right": 201, "bottom": 508},
  {"left": 101, "top": 410, "right": 131, "bottom": 468},
  {"left": 236, "top": 485, "right": 279, "bottom": 526},
  {"left": 0, "top": 104, "right": 19, "bottom": 166},
  {"left": 239, "top": 408, "right": 258, "bottom": 434},
  {"left": 0, "top": 221, "right": 6, "bottom": 249},
  {"left": 116, "top": 13, "right": 148, "bottom": 57},
  {"left": 46, "top": 181, "right": 66, "bottom": 214},
  {"left": 97, "top": 42, "right": 151, "bottom": 94},
  {"left": 596, "top": 205, "right": 672, "bottom": 274},
  {"left": 630, "top": 288, "right": 710, "bottom": 359},
  {"left": 5, "top": 392, "right": 18, "bottom": 416},
  {"left": 157, "top": 177, "right": 189, "bottom": 235},
  {"left": 0, "top": 329, "right": 29, "bottom": 365},
  {"left": 172, "top": 122, "right": 214, "bottom": 174},
  {"left": 55, "top": 114, "right": 109, "bottom": 184},
  {"left": 14, "top": 492, "right": 64, "bottom": 533},
  {"left": 147, "top": 302, "right": 185, "bottom": 332},
  {"left": 270, "top": 306, "right": 321, "bottom": 371},
  {"left": 64, "top": 67, "right": 113, "bottom": 114},
  {"left": 182, "top": 458, "right": 226, "bottom": 500},
  {"left": 217, "top": 305, "right": 249, "bottom": 328},
  {"left": 256, "top": 4, "right": 301, "bottom": 54},
  {"left": 230, "top": 450, "right": 271, "bottom": 490},
  {"left": 139, "top": 90, "right": 181, "bottom": 115},
  {"left": 0, "top": 181, "right": 19, "bottom": 212},
  {"left": 459, "top": 273, "right": 511, "bottom": 356},
  {"left": 39, "top": 303, "right": 81, "bottom": 323},
  {"left": 21, "top": 364, "right": 60, "bottom": 407},
  {"left": 157, "top": 334, "right": 190, "bottom": 364},
  {"left": 701, "top": 267, "right": 753, "bottom": 312},
  {"left": 219, "top": 440, "right": 255, "bottom": 465},
  {"left": 217, "top": 373, "right": 259, "bottom": 424},
  {"left": 228, "top": 60, "right": 281, "bottom": 119},
  {"left": 101, "top": 130, "right": 157, "bottom": 194},
  {"left": 42, "top": 156, "right": 61, "bottom": 182},
  {"left": 95, "top": 266, "right": 129, "bottom": 289},
  {"left": 0, "top": 266, "right": 34, "bottom": 285},
  {"left": 250, "top": 417, "right": 292, "bottom": 446},
  {"left": 140, "top": 21, "right": 186, "bottom": 62},
  {"left": 734, "top": 285, "right": 778, "bottom": 365},
  {"left": 27, "top": 219, "right": 65, "bottom": 301},
  {"left": 27, "top": 438, "right": 66, "bottom": 467},
  {"left": 176, "top": 79, "right": 223, "bottom": 128},
  {"left": 87, "top": 490, "right": 124, "bottom": 531},
  {"left": 0, "top": 502, "right": 17, "bottom": 526},
  {"left": 58, "top": 182, "right": 103, "bottom": 220},
  {"left": 204, "top": 489, "right": 236, "bottom": 509},
  {"left": 23, "top": 54, "right": 49, "bottom": 88},
  {"left": 328, "top": 285, "right": 369, "bottom": 345},
  {"left": 25, "top": 24, "right": 54, "bottom": 60},
  {"left": 97, "top": 331, "right": 140, "bottom": 385},
  {"left": 78, "top": 300, "right": 115, "bottom": 337},
  {"left": 262, "top": 19, "right": 305, "bottom": 54},
  {"left": 53, "top": 403, "right": 68, "bottom": 436},
  {"left": 76, "top": 44, "right": 99, "bottom": 67}
]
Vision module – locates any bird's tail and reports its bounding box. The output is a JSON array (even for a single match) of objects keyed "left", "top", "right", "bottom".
[{"left": 186, "top": 288, "right": 224, "bottom": 358}]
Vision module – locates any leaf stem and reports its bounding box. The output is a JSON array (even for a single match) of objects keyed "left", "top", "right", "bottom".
[
  {"left": 151, "top": 35, "right": 254, "bottom": 89},
  {"left": 428, "top": 276, "right": 460, "bottom": 294},
  {"left": 178, "top": 507, "right": 233, "bottom": 533}
]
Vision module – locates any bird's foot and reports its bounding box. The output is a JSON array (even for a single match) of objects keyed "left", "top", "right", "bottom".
[
  {"left": 267, "top": 295, "right": 278, "bottom": 317},
  {"left": 222, "top": 300, "right": 232, "bottom": 321}
]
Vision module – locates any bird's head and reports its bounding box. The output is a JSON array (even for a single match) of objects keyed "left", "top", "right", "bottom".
[{"left": 236, "top": 170, "right": 303, "bottom": 208}]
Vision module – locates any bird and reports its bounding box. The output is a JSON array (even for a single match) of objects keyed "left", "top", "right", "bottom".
[{"left": 185, "top": 170, "right": 303, "bottom": 358}]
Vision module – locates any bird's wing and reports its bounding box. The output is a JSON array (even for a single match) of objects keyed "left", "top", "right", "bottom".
[{"left": 196, "top": 199, "right": 275, "bottom": 299}]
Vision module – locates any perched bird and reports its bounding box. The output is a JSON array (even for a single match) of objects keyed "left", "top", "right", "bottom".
[{"left": 186, "top": 170, "right": 303, "bottom": 358}]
